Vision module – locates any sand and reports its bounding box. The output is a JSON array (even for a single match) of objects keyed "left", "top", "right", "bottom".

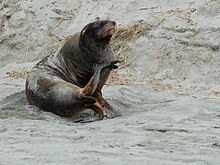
[{"left": 0, "top": 0, "right": 220, "bottom": 164}]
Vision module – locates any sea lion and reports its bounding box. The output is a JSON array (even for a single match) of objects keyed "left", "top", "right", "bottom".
[{"left": 25, "top": 20, "right": 120, "bottom": 121}]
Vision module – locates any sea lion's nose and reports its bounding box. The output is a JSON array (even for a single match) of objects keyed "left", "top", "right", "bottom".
[{"left": 112, "top": 21, "right": 116, "bottom": 25}]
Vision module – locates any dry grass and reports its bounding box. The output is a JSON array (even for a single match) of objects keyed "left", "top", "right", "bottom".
[
  {"left": 45, "top": 35, "right": 71, "bottom": 55},
  {"left": 0, "top": 82, "right": 21, "bottom": 87},
  {"left": 212, "top": 90, "right": 220, "bottom": 95},
  {"left": 147, "top": 77, "right": 175, "bottom": 92},
  {"left": 106, "top": 22, "right": 151, "bottom": 85},
  {"left": 6, "top": 70, "right": 28, "bottom": 79},
  {"left": 112, "top": 22, "right": 148, "bottom": 42},
  {"left": 106, "top": 70, "right": 137, "bottom": 85},
  {"left": 111, "top": 22, "right": 151, "bottom": 64}
]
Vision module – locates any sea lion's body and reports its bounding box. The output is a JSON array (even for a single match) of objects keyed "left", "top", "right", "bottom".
[{"left": 25, "top": 20, "right": 119, "bottom": 120}]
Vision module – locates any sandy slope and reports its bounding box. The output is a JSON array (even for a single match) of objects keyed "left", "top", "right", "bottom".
[{"left": 0, "top": 0, "right": 220, "bottom": 164}]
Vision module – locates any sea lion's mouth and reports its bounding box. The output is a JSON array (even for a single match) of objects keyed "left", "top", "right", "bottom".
[
  {"left": 101, "top": 27, "right": 116, "bottom": 38},
  {"left": 99, "top": 21, "right": 116, "bottom": 40}
]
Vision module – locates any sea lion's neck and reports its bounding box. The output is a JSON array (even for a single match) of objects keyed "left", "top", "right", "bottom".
[
  {"left": 79, "top": 37, "right": 113, "bottom": 66},
  {"left": 82, "top": 44, "right": 111, "bottom": 61},
  {"left": 59, "top": 33, "right": 114, "bottom": 86}
]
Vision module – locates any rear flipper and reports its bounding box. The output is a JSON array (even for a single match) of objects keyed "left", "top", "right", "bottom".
[
  {"left": 103, "top": 99, "right": 121, "bottom": 118},
  {"left": 92, "top": 90, "right": 121, "bottom": 119},
  {"left": 75, "top": 101, "right": 104, "bottom": 123},
  {"left": 80, "top": 60, "right": 120, "bottom": 120},
  {"left": 83, "top": 96, "right": 105, "bottom": 120},
  {"left": 82, "top": 96, "right": 96, "bottom": 106}
]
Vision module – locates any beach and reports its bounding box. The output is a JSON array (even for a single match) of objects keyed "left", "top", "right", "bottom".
[{"left": 0, "top": 0, "right": 220, "bottom": 164}]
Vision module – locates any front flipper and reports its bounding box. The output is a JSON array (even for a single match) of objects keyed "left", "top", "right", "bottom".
[
  {"left": 82, "top": 60, "right": 119, "bottom": 97},
  {"left": 105, "top": 60, "right": 119, "bottom": 70},
  {"left": 82, "top": 67, "right": 102, "bottom": 97}
]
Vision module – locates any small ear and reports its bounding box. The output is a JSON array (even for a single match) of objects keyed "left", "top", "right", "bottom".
[
  {"left": 81, "top": 22, "right": 92, "bottom": 36},
  {"left": 81, "top": 29, "right": 86, "bottom": 36},
  {"left": 81, "top": 26, "right": 88, "bottom": 36}
]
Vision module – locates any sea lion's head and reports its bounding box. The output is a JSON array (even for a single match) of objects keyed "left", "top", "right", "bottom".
[{"left": 79, "top": 20, "right": 116, "bottom": 51}]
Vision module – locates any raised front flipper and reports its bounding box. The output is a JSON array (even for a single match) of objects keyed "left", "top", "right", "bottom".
[
  {"left": 82, "top": 60, "right": 119, "bottom": 97},
  {"left": 81, "top": 67, "right": 102, "bottom": 97}
]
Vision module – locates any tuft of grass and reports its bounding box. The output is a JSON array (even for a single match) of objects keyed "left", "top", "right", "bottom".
[
  {"left": 111, "top": 22, "right": 151, "bottom": 64},
  {"left": 6, "top": 70, "right": 28, "bottom": 79},
  {"left": 112, "top": 22, "right": 148, "bottom": 42},
  {"left": 106, "top": 22, "right": 151, "bottom": 85}
]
